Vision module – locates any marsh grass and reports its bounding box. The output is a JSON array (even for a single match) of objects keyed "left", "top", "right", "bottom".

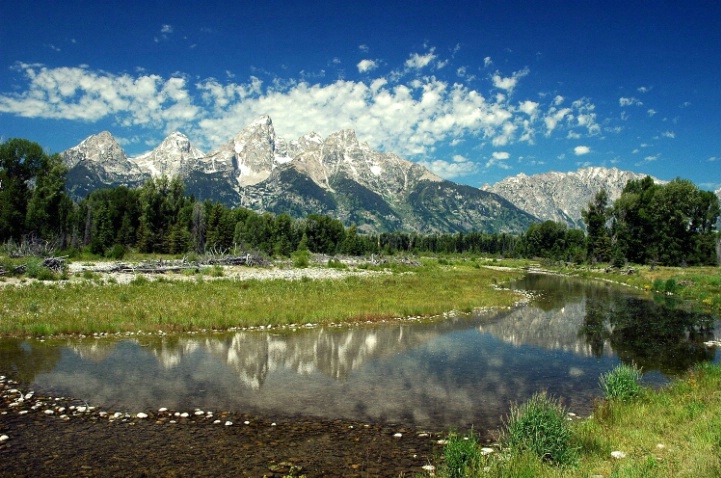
[
  {"left": 559, "top": 264, "right": 721, "bottom": 314},
  {"left": 434, "top": 363, "right": 721, "bottom": 478},
  {"left": 442, "top": 432, "right": 482, "bottom": 478},
  {"left": 501, "top": 392, "right": 579, "bottom": 466},
  {"left": 0, "top": 263, "right": 521, "bottom": 336},
  {"left": 600, "top": 363, "right": 643, "bottom": 402}
]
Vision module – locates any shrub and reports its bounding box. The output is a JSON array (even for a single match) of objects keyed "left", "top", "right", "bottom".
[
  {"left": 292, "top": 249, "right": 311, "bottom": 268},
  {"left": 502, "top": 392, "right": 578, "bottom": 466},
  {"left": 600, "top": 363, "right": 642, "bottom": 402},
  {"left": 24, "top": 256, "right": 44, "bottom": 278},
  {"left": 664, "top": 278, "right": 677, "bottom": 293},
  {"left": 327, "top": 259, "right": 347, "bottom": 270},
  {"left": 105, "top": 244, "right": 126, "bottom": 260}
]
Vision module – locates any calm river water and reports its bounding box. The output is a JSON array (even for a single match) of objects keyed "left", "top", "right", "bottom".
[{"left": 1, "top": 274, "right": 719, "bottom": 431}]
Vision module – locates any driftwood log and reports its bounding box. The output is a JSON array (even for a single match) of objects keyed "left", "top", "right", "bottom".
[{"left": 83, "top": 254, "right": 269, "bottom": 275}]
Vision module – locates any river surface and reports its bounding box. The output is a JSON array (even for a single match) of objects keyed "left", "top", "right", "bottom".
[{"left": 1, "top": 274, "right": 719, "bottom": 432}]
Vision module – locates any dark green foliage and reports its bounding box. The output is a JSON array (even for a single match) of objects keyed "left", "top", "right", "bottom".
[
  {"left": 0, "top": 139, "right": 73, "bottom": 245},
  {"left": 610, "top": 177, "right": 720, "bottom": 266},
  {"left": 105, "top": 244, "right": 126, "bottom": 260},
  {"left": 582, "top": 189, "right": 611, "bottom": 263}
]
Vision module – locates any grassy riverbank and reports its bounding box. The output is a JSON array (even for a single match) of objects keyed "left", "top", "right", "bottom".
[
  {"left": 551, "top": 263, "right": 721, "bottom": 314},
  {"left": 433, "top": 362, "right": 721, "bottom": 478},
  {"left": 0, "top": 258, "right": 523, "bottom": 337}
]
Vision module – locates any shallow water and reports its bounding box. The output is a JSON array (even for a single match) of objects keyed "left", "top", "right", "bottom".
[{"left": 1, "top": 274, "right": 718, "bottom": 431}]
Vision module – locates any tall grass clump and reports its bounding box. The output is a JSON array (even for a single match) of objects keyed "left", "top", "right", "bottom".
[
  {"left": 502, "top": 392, "right": 578, "bottom": 466},
  {"left": 442, "top": 432, "right": 481, "bottom": 478},
  {"left": 600, "top": 363, "right": 642, "bottom": 402}
]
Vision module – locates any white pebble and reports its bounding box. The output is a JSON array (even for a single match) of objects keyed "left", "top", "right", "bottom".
[
  {"left": 158, "top": 407, "right": 168, "bottom": 413},
  {"left": 44, "top": 409, "right": 54, "bottom": 415},
  {"left": 224, "top": 421, "right": 233, "bottom": 426},
  {"left": 76, "top": 406, "right": 87, "bottom": 413},
  {"left": 180, "top": 412, "right": 189, "bottom": 418},
  {"left": 136, "top": 412, "right": 148, "bottom": 419},
  {"left": 0, "top": 435, "right": 9, "bottom": 443},
  {"left": 194, "top": 411, "right": 205, "bottom": 416},
  {"left": 213, "top": 420, "right": 221, "bottom": 424},
  {"left": 481, "top": 447, "right": 495, "bottom": 455},
  {"left": 244, "top": 420, "right": 250, "bottom": 425},
  {"left": 393, "top": 433, "right": 403, "bottom": 438}
]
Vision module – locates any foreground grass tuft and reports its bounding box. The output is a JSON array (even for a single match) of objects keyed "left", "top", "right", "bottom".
[
  {"left": 600, "top": 363, "right": 643, "bottom": 402},
  {"left": 501, "top": 392, "right": 579, "bottom": 466},
  {"left": 433, "top": 362, "right": 721, "bottom": 478}
]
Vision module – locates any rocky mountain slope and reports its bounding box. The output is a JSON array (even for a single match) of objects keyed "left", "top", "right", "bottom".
[
  {"left": 61, "top": 116, "right": 537, "bottom": 234},
  {"left": 481, "top": 167, "right": 662, "bottom": 228}
]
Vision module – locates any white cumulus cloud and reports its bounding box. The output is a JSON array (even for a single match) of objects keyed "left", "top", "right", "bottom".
[
  {"left": 405, "top": 51, "right": 437, "bottom": 70},
  {"left": 419, "top": 154, "right": 479, "bottom": 179},
  {"left": 357, "top": 59, "right": 378, "bottom": 73},
  {"left": 574, "top": 145, "right": 591, "bottom": 156},
  {"left": 619, "top": 96, "right": 643, "bottom": 107},
  {"left": 0, "top": 48, "right": 610, "bottom": 171},
  {"left": 491, "top": 67, "right": 529, "bottom": 93}
]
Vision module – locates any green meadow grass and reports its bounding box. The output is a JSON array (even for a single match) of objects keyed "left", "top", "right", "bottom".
[
  {"left": 556, "top": 264, "right": 721, "bottom": 314},
  {"left": 0, "top": 262, "right": 522, "bottom": 337},
  {"left": 434, "top": 362, "right": 721, "bottom": 478}
]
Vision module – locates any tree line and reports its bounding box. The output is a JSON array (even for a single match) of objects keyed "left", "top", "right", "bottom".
[{"left": 1, "top": 138, "right": 719, "bottom": 265}]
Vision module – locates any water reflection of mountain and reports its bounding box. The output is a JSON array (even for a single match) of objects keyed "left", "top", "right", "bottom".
[
  {"left": 479, "top": 301, "right": 613, "bottom": 357},
  {"left": 145, "top": 322, "right": 450, "bottom": 389}
]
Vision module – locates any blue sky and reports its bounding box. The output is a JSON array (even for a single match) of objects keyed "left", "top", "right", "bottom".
[{"left": 1, "top": 0, "right": 719, "bottom": 190}]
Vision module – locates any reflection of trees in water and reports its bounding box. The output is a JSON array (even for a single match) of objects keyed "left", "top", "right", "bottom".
[
  {"left": 0, "top": 339, "right": 62, "bottom": 383},
  {"left": 513, "top": 274, "right": 718, "bottom": 376},
  {"left": 512, "top": 274, "right": 589, "bottom": 312},
  {"left": 582, "top": 290, "right": 716, "bottom": 376}
]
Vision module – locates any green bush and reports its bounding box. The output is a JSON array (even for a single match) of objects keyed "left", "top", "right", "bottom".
[
  {"left": 24, "top": 256, "right": 43, "bottom": 278},
  {"left": 664, "top": 278, "right": 677, "bottom": 293},
  {"left": 105, "top": 244, "right": 126, "bottom": 260},
  {"left": 326, "top": 259, "right": 347, "bottom": 270},
  {"left": 502, "top": 392, "right": 578, "bottom": 466},
  {"left": 600, "top": 363, "right": 642, "bottom": 402},
  {"left": 292, "top": 249, "right": 311, "bottom": 268},
  {"left": 653, "top": 278, "right": 664, "bottom": 292}
]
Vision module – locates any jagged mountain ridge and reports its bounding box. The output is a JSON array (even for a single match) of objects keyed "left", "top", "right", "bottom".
[
  {"left": 61, "top": 116, "right": 538, "bottom": 234},
  {"left": 481, "top": 167, "right": 664, "bottom": 229}
]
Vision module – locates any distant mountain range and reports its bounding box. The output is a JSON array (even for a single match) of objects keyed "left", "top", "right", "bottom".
[
  {"left": 481, "top": 167, "right": 662, "bottom": 229},
  {"left": 62, "top": 116, "right": 712, "bottom": 234}
]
